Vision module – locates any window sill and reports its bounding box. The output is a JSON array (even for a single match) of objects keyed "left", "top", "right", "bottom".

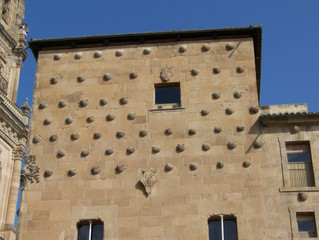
[
  {"left": 149, "top": 107, "right": 186, "bottom": 112},
  {"left": 279, "top": 187, "right": 319, "bottom": 193}
]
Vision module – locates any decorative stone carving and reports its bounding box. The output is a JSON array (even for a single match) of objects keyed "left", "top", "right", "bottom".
[
  {"left": 43, "top": 170, "right": 53, "bottom": 178},
  {"left": 116, "top": 131, "right": 125, "bottom": 138},
  {"left": 115, "top": 165, "right": 125, "bottom": 173},
  {"left": 226, "top": 43, "right": 235, "bottom": 51},
  {"left": 202, "top": 144, "right": 210, "bottom": 151},
  {"left": 79, "top": 99, "right": 88, "bottom": 107},
  {"left": 32, "top": 135, "right": 41, "bottom": 144},
  {"left": 176, "top": 144, "right": 185, "bottom": 152},
  {"left": 126, "top": 147, "right": 135, "bottom": 154},
  {"left": 105, "top": 148, "right": 114, "bottom": 156},
  {"left": 49, "top": 134, "right": 58, "bottom": 142},
  {"left": 189, "top": 163, "right": 198, "bottom": 171},
  {"left": 67, "top": 169, "right": 76, "bottom": 177},
  {"left": 227, "top": 141, "right": 237, "bottom": 150},
  {"left": 254, "top": 141, "right": 263, "bottom": 149},
  {"left": 213, "top": 67, "right": 221, "bottom": 74},
  {"left": 50, "top": 77, "right": 58, "bottom": 85},
  {"left": 139, "top": 167, "right": 158, "bottom": 196},
  {"left": 81, "top": 150, "right": 90, "bottom": 157},
  {"left": 152, "top": 145, "right": 161, "bottom": 154},
  {"left": 217, "top": 161, "right": 224, "bottom": 169},
  {"left": 119, "top": 97, "right": 128, "bottom": 105},
  {"left": 234, "top": 91, "right": 242, "bottom": 99},
  {"left": 243, "top": 160, "right": 251, "bottom": 168},
  {"left": 71, "top": 133, "right": 79, "bottom": 141},
  {"left": 202, "top": 44, "right": 211, "bottom": 52},
  {"left": 129, "top": 72, "right": 138, "bottom": 79},
  {"left": 38, "top": 102, "right": 47, "bottom": 110},
  {"left": 58, "top": 100, "right": 67, "bottom": 108},
  {"left": 115, "top": 50, "right": 123, "bottom": 56},
  {"left": 143, "top": 48, "right": 151, "bottom": 54},
  {"left": 291, "top": 125, "right": 300, "bottom": 134},
  {"left": 160, "top": 66, "right": 173, "bottom": 82},
  {"left": 65, "top": 117, "right": 73, "bottom": 124},
  {"left": 225, "top": 108, "right": 234, "bottom": 115},
  {"left": 91, "top": 167, "right": 100, "bottom": 175},
  {"left": 298, "top": 192, "right": 308, "bottom": 202},
  {"left": 214, "top": 126, "right": 222, "bottom": 133},
  {"left": 106, "top": 114, "right": 115, "bottom": 121},
  {"left": 100, "top": 98, "right": 108, "bottom": 106},
  {"left": 236, "top": 66, "right": 245, "bottom": 73},
  {"left": 103, "top": 73, "right": 112, "bottom": 81},
  {"left": 139, "top": 130, "right": 148, "bottom": 137},
  {"left": 43, "top": 118, "right": 52, "bottom": 125},
  {"left": 127, "top": 112, "right": 136, "bottom": 120},
  {"left": 74, "top": 52, "right": 82, "bottom": 59},
  {"left": 57, "top": 150, "right": 66, "bottom": 158},
  {"left": 86, "top": 116, "right": 95, "bottom": 123},
  {"left": 237, "top": 126, "right": 245, "bottom": 132},
  {"left": 191, "top": 68, "right": 200, "bottom": 76},
  {"left": 188, "top": 129, "right": 196, "bottom": 136},
  {"left": 21, "top": 155, "right": 40, "bottom": 188},
  {"left": 94, "top": 51, "right": 102, "bottom": 58},
  {"left": 179, "top": 45, "right": 187, "bottom": 53},
  {"left": 165, "top": 163, "right": 174, "bottom": 171},
  {"left": 20, "top": 98, "right": 31, "bottom": 113},
  {"left": 93, "top": 132, "right": 102, "bottom": 139},
  {"left": 249, "top": 106, "right": 259, "bottom": 114},
  {"left": 165, "top": 128, "right": 173, "bottom": 136},
  {"left": 212, "top": 92, "right": 221, "bottom": 99},
  {"left": 53, "top": 54, "right": 61, "bottom": 60},
  {"left": 77, "top": 75, "right": 86, "bottom": 83},
  {"left": 201, "top": 109, "right": 209, "bottom": 116}
]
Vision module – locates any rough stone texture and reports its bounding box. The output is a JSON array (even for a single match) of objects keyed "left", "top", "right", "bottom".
[{"left": 18, "top": 32, "right": 319, "bottom": 240}]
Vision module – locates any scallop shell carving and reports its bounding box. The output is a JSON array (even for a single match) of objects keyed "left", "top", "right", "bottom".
[
  {"left": 214, "top": 126, "right": 222, "bottom": 133},
  {"left": 116, "top": 131, "right": 125, "bottom": 138},
  {"left": 38, "top": 102, "right": 47, "bottom": 110},
  {"left": 105, "top": 148, "right": 114, "bottom": 155},
  {"left": 189, "top": 163, "right": 198, "bottom": 171},
  {"left": 191, "top": 68, "right": 200, "bottom": 76},
  {"left": 74, "top": 52, "right": 82, "bottom": 59},
  {"left": 79, "top": 99, "right": 88, "bottom": 107},
  {"left": 71, "top": 133, "right": 79, "bottom": 141},
  {"left": 213, "top": 67, "right": 221, "bottom": 74},
  {"left": 143, "top": 48, "right": 151, "bottom": 54},
  {"left": 165, "top": 128, "right": 173, "bottom": 136},
  {"left": 254, "top": 141, "right": 263, "bottom": 149},
  {"left": 291, "top": 125, "right": 300, "bottom": 134},
  {"left": 217, "top": 161, "right": 224, "bottom": 169},
  {"left": 44, "top": 170, "right": 53, "bottom": 178},
  {"left": 77, "top": 75, "right": 86, "bottom": 83},
  {"left": 33, "top": 135, "right": 41, "bottom": 144},
  {"left": 57, "top": 150, "right": 65, "bottom": 158},
  {"left": 165, "top": 163, "right": 174, "bottom": 171},
  {"left": 243, "top": 160, "right": 251, "bottom": 168},
  {"left": 86, "top": 116, "right": 95, "bottom": 123},
  {"left": 201, "top": 109, "right": 209, "bottom": 116},
  {"left": 100, "top": 98, "right": 108, "bottom": 106},
  {"left": 139, "top": 130, "right": 148, "bottom": 137},
  {"left": 49, "top": 134, "right": 58, "bottom": 142},
  {"left": 225, "top": 108, "right": 234, "bottom": 115},
  {"left": 188, "top": 129, "right": 196, "bottom": 136},
  {"left": 249, "top": 106, "right": 260, "bottom": 114},
  {"left": 201, "top": 44, "right": 211, "bottom": 52},
  {"left": 103, "top": 73, "right": 112, "bottom": 81},
  {"left": 179, "top": 45, "right": 187, "bottom": 53},
  {"left": 106, "top": 114, "right": 115, "bottom": 121},
  {"left": 127, "top": 112, "right": 136, "bottom": 120},
  {"left": 81, "top": 150, "right": 90, "bottom": 157},
  {"left": 227, "top": 142, "right": 237, "bottom": 150},
  {"left": 126, "top": 146, "right": 135, "bottom": 154},
  {"left": 152, "top": 145, "right": 161, "bottom": 154},
  {"left": 50, "top": 77, "right": 58, "bottom": 85},
  {"left": 53, "top": 54, "right": 61, "bottom": 60},
  {"left": 120, "top": 97, "right": 128, "bottom": 105},
  {"left": 236, "top": 66, "right": 245, "bottom": 73},
  {"left": 91, "top": 167, "right": 101, "bottom": 175},
  {"left": 226, "top": 43, "right": 235, "bottom": 51},
  {"left": 237, "top": 126, "right": 245, "bottom": 132},
  {"left": 129, "top": 72, "right": 138, "bottom": 79},
  {"left": 93, "top": 132, "right": 102, "bottom": 139},
  {"left": 58, "top": 100, "right": 67, "bottom": 108},
  {"left": 43, "top": 118, "right": 52, "bottom": 125},
  {"left": 67, "top": 169, "right": 76, "bottom": 177},
  {"left": 65, "top": 117, "right": 73, "bottom": 124},
  {"left": 94, "top": 51, "right": 102, "bottom": 58},
  {"left": 298, "top": 192, "right": 308, "bottom": 202},
  {"left": 115, "top": 50, "right": 123, "bottom": 56},
  {"left": 212, "top": 92, "right": 221, "bottom": 99},
  {"left": 176, "top": 144, "right": 185, "bottom": 152},
  {"left": 202, "top": 144, "right": 211, "bottom": 151},
  {"left": 234, "top": 91, "right": 242, "bottom": 99},
  {"left": 115, "top": 165, "right": 125, "bottom": 173}
]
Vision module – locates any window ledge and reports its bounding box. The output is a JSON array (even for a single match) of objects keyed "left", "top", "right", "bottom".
[
  {"left": 280, "top": 187, "right": 319, "bottom": 193},
  {"left": 149, "top": 107, "right": 186, "bottom": 112}
]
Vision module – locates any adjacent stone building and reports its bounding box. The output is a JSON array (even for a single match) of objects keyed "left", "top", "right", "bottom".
[
  {"left": 18, "top": 26, "right": 319, "bottom": 239},
  {"left": 0, "top": 0, "right": 29, "bottom": 239}
]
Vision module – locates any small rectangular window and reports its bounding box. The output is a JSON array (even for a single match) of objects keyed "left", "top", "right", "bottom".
[
  {"left": 286, "top": 142, "right": 315, "bottom": 187},
  {"left": 208, "top": 215, "right": 238, "bottom": 240},
  {"left": 297, "top": 212, "right": 317, "bottom": 238},
  {"left": 155, "top": 83, "right": 180, "bottom": 106},
  {"left": 78, "top": 219, "right": 103, "bottom": 240}
]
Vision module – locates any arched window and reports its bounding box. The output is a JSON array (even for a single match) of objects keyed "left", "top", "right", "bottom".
[
  {"left": 208, "top": 214, "right": 238, "bottom": 240},
  {"left": 77, "top": 219, "right": 104, "bottom": 240}
]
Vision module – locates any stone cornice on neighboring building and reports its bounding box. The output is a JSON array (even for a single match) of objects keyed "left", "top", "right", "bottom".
[{"left": 259, "top": 112, "right": 319, "bottom": 127}]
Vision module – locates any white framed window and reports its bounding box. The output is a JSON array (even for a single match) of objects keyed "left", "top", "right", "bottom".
[
  {"left": 208, "top": 214, "right": 238, "bottom": 240},
  {"left": 77, "top": 219, "right": 104, "bottom": 240}
]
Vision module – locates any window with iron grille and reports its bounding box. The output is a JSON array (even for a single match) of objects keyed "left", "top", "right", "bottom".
[{"left": 297, "top": 212, "right": 317, "bottom": 238}]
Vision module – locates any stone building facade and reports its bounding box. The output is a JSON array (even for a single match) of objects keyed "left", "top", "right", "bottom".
[
  {"left": 0, "top": 0, "right": 29, "bottom": 240},
  {"left": 18, "top": 26, "right": 319, "bottom": 239}
]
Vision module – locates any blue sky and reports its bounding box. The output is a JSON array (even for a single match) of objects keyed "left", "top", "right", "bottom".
[{"left": 17, "top": 0, "right": 319, "bottom": 111}]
